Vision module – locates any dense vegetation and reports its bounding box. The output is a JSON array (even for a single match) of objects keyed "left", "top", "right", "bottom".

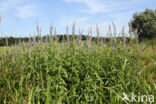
[
  {"left": 0, "top": 32, "right": 155, "bottom": 103},
  {"left": 0, "top": 9, "right": 155, "bottom": 104}
]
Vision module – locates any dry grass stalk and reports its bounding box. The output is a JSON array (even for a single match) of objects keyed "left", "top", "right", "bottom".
[
  {"left": 89, "top": 26, "right": 93, "bottom": 42},
  {"left": 29, "top": 35, "right": 32, "bottom": 48},
  {"left": 86, "top": 28, "right": 90, "bottom": 49},
  {"left": 49, "top": 23, "right": 53, "bottom": 42},
  {"left": 134, "top": 29, "right": 139, "bottom": 44},
  {"left": 5, "top": 37, "right": 8, "bottom": 47},
  {"left": 76, "top": 26, "right": 80, "bottom": 46},
  {"left": 108, "top": 24, "right": 114, "bottom": 52},
  {"left": 66, "top": 24, "right": 70, "bottom": 43},
  {"left": 39, "top": 27, "right": 42, "bottom": 42},
  {"left": 23, "top": 41, "right": 25, "bottom": 52},
  {"left": 100, "top": 27, "right": 104, "bottom": 45},
  {"left": 112, "top": 22, "right": 117, "bottom": 44},
  {"left": 45, "top": 36, "right": 49, "bottom": 44},
  {"left": 108, "top": 24, "right": 113, "bottom": 46},
  {"left": 96, "top": 24, "right": 100, "bottom": 42},
  {"left": 100, "top": 37, "right": 104, "bottom": 46},
  {"left": 18, "top": 39, "right": 21, "bottom": 47},
  {"left": 108, "top": 24, "right": 112, "bottom": 38},
  {"left": 79, "top": 27, "right": 83, "bottom": 40},
  {"left": 90, "top": 27, "right": 92, "bottom": 37},
  {"left": 36, "top": 21, "right": 43, "bottom": 42},
  {"left": 54, "top": 27, "right": 57, "bottom": 41},
  {"left": 78, "top": 27, "right": 83, "bottom": 47},
  {"left": 107, "top": 25, "right": 110, "bottom": 37},
  {"left": 122, "top": 26, "right": 126, "bottom": 44},
  {"left": 36, "top": 21, "right": 40, "bottom": 39},
  {"left": 72, "top": 22, "right": 76, "bottom": 40},
  {"left": 129, "top": 22, "right": 133, "bottom": 41},
  {"left": 14, "top": 42, "right": 17, "bottom": 56},
  {"left": 33, "top": 34, "right": 37, "bottom": 46},
  {"left": 36, "top": 21, "right": 40, "bottom": 36},
  {"left": 90, "top": 27, "right": 93, "bottom": 47}
]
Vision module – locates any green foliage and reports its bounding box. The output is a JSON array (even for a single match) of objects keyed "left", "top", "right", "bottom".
[
  {"left": 131, "top": 8, "right": 156, "bottom": 41},
  {"left": 0, "top": 39, "right": 155, "bottom": 104}
]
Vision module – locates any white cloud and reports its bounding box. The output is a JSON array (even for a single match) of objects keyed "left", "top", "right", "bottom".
[
  {"left": 65, "top": 0, "right": 108, "bottom": 13},
  {"left": 15, "top": 5, "right": 36, "bottom": 19},
  {"left": 64, "top": 0, "right": 151, "bottom": 14},
  {"left": 0, "top": 0, "right": 38, "bottom": 19},
  {"left": 63, "top": 0, "right": 147, "bottom": 35},
  {"left": 65, "top": 0, "right": 129, "bottom": 14},
  {"left": 0, "top": 0, "right": 20, "bottom": 12}
]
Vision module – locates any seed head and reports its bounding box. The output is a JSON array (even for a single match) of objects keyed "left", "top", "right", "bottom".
[
  {"left": 49, "top": 23, "right": 53, "bottom": 42},
  {"left": 66, "top": 24, "right": 70, "bottom": 43},
  {"left": 54, "top": 27, "right": 57, "bottom": 41},
  {"left": 72, "top": 22, "right": 76, "bottom": 40}
]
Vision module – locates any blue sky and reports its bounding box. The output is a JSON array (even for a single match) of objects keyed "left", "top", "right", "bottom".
[{"left": 0, "top": 0, "right": 155, "bottom": 37}]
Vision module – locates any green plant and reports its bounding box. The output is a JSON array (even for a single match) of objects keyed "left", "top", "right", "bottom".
[{"left": 0, "top": 24, "right": 155, "bottom": 104}]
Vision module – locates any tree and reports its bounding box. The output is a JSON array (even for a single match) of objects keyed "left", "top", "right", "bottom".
[{"left": 131, "top": 9, "right": 156, "bottom": 41}]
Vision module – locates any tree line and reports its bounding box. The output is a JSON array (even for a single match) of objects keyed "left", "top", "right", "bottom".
[{"left": 0, "top": 35, "right": 128, "bottom": 46}]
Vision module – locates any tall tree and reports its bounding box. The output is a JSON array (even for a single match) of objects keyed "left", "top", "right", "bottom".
[{"left": 131, "top": 9, "right": 156, "bottom": 40}]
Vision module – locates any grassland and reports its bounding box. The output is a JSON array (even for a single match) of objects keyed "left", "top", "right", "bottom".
[{"left": 0, "top": 35, "right": 155, "bottom": 104}]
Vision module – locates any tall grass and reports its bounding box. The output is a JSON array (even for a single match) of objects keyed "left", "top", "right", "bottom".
[{"left": 0, "top": 23, "right": 155, "bottom": 104}]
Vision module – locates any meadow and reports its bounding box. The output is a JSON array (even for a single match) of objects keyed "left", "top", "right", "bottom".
[{"left": 0, "top": 26, "right": 155, "bottom": 104}]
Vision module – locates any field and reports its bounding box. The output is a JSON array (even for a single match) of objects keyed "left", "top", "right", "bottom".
[{"left": 0, "top": 35, "right": 156, "bottom": 104}]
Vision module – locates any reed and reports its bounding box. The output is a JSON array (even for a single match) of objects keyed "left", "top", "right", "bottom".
[
  {"left": 5, "top": 36, "right": 8, "bottom": 47},
  {"left": 96, "top": 24, "right": 100, "bottom": 42},
  {"left": 0, "top": 23, "right": 155, "bottom": 104},
  {"left": 112, "top": 22, "right": 117, "bottom": 46},
  {"left": 72, "top": 22, "right": 76, "bottom": 40},
  {"left": 49, "top": 23, "right": 53, "bottom": 42},
  {"left": 66, "top": 24, "right": 70, "bottom": 43},
  {"left": 134, "top": 29, "right": 139, "bottom": 44},
  {"left": 54, "top": 26, "right": 57, "bottom": 42},
  {"left": 86, "top": 28, "right": 90, "bottom": 49},
  {"left": 122, "top": 26, "right": 126, "bottom": 45}
]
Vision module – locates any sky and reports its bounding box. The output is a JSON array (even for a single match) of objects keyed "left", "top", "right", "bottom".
[{"left": 0, "top": 0, "right": 155, "bottom": 37}]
